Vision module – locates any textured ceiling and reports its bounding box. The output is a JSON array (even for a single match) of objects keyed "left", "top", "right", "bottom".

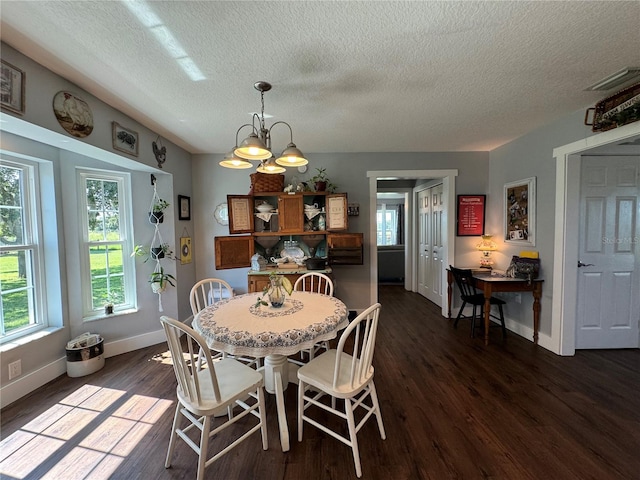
[{"left": 2, "top": 1, "right": 640, "bottom": 155}]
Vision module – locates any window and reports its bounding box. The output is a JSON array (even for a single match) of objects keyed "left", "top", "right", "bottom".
[
  {"left": 377, "top": 203, "right": 401, "bottom": 246},
  {"left": 78, "top": 170, "right": 135, "bottom": 318},
  {"left": 0, "top": 159, "right": 45, "bottom": 341}
]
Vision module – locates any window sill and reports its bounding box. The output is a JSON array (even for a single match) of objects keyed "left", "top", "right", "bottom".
[
  {"left": 0, "top": 326, "right": 65, "bottom": 353},
  {"left": 83, "top": 308, "right": 138, "bottom": 322}
]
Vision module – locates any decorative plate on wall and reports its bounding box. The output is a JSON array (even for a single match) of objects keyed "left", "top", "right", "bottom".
[{"left": 52, "top": 91, "right": 94, "bottom": 138}]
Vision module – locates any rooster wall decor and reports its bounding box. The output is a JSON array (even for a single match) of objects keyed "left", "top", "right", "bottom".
[{"left": 152, "top": 136, "right": 167, "bottom": 169}]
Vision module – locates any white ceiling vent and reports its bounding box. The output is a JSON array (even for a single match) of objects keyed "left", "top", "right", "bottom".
[{"left": 585, "top": 67, "right": 640, "bottom": 91}]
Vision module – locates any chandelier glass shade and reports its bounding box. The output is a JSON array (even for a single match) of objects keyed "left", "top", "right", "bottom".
[
  {"left": 224, "top": 81, "right": 308, "bottom": 174},
  {"left": 218, "top": 150, "right": 253, "bottom": 169},
  {"left": 256, "top": 157, "right": 286, "bottom": 174}
]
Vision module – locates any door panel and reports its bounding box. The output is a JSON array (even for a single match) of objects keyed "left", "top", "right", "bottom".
[
  {"left": 417, "top": 189, "right": 430, "bottom": 298},
  {"left": 577, "top": 156, "right": 639, "bottom": 349},
  {"left": 417, "top": 184, "right": 444, "bottom": 305}
]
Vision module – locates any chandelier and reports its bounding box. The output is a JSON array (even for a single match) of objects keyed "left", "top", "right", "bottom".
[{"left": 220, "top": 81, "right": 308, "bottom": 174}]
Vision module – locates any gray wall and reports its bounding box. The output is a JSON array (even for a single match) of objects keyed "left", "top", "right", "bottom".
[
  {"left": 488, "top": 109, "right": 597, "bottom": 336},
  {"left": 0, "top": 43, "right": 195, "bottom": 398},
  {"left": 192, "top": 152, "right": 490, "bottom": 311}
]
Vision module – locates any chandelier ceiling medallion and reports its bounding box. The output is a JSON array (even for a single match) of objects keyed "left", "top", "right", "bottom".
[{"left": 220, "top": 81, "right": 308, "bottom": 174}]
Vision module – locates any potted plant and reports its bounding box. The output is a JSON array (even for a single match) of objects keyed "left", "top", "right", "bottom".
[
  {"left": 309, "top": 168, "right": 337, "bottom": 193},
  {"left": 151, "top": 243, "right": 174, "bottom": 260},
  {"left": 132, "top": 244, "right": 175, "bottom": 262},
  {"left": 104, "top": 291, "right": 118, "bottom": 315},
  {"left": 149, "top": 198, "right": 170, "bottom": 224},
  {"left": 149, "top": 267, "right": 176, "bottom": 294}
]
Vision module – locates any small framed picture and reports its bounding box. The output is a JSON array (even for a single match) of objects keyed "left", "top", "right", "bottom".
[
  {"left": 1, "top": 60, "right": 25, "bottom": 115},
  {"left": 112, "top": 122, "right": 139, "bottom": 156},
  {"left": 504, "top": 177, "right": 536, "bottom": 246},
  {"left": 178, "top": 195, "right": 191, "bottom": 220}
]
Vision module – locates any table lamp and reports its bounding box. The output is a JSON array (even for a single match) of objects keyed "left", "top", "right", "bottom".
[{"left": 476, "top": 234, "right": 497, "bottom": 268}]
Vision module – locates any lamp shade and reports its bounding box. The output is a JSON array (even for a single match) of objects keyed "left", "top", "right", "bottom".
[
  {"left": 219, "top": 151, "right": 253, "bottom": 169},
  {"left": 256, "top": 158, "right": 286, "bottom": 174},
  {"left": 476, "top": 234, "right": 497, "bottom": 251},
  {"left": 234, "top": 132, "right": 272, "bottom": 160},
  {"left": 476, "top": 234, "right": 497, "bottom": 268},
  {"left": 275, "top": 143, "right": 308, "bottom": 167}
]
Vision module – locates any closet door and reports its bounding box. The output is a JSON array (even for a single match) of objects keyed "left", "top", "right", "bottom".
[{"left": 417, "top": 184, "right": 444, "bottom": 306}]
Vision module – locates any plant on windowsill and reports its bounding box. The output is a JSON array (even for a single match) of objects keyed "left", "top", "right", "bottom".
[
  {"left": 308, "top": 168, "right": 337, "bottom": 193},
  {"left": 149, "top": 198, "right": 170, "bottom": 224},
  {"left": 149, "top": 267, "right": 176, "bottom": 294},
  {"left": 104, "top": 291, "right": 119, "bottom": 315}
]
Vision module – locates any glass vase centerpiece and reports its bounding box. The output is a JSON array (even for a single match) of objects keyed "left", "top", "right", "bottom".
[{"left": 256, "top": 273, "right": 294, "bottom": 308}]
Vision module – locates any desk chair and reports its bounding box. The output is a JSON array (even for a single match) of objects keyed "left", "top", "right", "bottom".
[
  {"left": 297, "top": 303, "right": 386, "bottom": 478},
  {"left": 294, "top": 272, "right": 334, "bottom": 360},
  {"left": 160, "top": 316, "right": 268, "bottom": 480},
  {"left": 449, "top": 266, "right": 506, "bottom": 338}
]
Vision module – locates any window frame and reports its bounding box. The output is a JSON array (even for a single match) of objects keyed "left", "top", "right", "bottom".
[
  {"left": 77, "top": 169, "right": 136, "bottom": 319},
  {"left": 376, "top": 203, "right": 400, "bottom": 246},
  {"left": 0, "top": 158, "right": 47, "bottom": 343}
]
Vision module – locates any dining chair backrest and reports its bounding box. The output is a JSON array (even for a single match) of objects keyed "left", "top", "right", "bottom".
[
  {"left": 293, "top": 272, "right": 334, "bottom": 296},
  {"left": 333, "top": 302, "right": 381, "bottom": 391},
  {"left": 160, "top": 316, "right": 222, "bottom": 406},
  {"left": 449, "top": 266, "right": 478, "bottom": 299},
  {"left": 190, "top": 278, "right": 234, "bottom": 316}
]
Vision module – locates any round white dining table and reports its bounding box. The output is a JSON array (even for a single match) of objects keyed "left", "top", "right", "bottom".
[{"left": 193, "top": 290, "right": 348, "bottom": 452}]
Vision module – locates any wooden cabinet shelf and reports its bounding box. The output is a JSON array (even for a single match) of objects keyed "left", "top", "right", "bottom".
[{"left": 215, "top": 190, "right": 362, "bottom": 271}]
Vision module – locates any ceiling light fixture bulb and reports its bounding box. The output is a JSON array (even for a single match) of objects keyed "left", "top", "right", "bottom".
[
  {"left": 219, "top": 151, "right": 253, "bottom": 169},
  {"left": 275, "top": 143, "right": 308, "bottom": 167},
  {"left": 256, "top": 158, "right": 286, "bottom": 174}
]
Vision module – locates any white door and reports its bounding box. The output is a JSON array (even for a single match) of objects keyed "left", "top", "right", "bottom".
[
  {"left": 576, "top": 155, "right": 640, "bottom": 349},
  {"left": 417, "top": 188, "right": 430, "bottom": 298},
  {"left": 428, "top": 184, "right": 444, "bottom": 304},
  {"left": 417, "top": 184, "right": 444, "bottom": 305}
]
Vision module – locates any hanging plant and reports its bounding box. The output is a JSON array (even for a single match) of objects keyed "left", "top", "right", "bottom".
[
  {"left": 149, "top": 267, "right": 176, "bottom": 294},
  {"left": 149, "top": 198, "right": 170, "bottom": 223},
  {"left": 132, "top": 243, "right": 175, "bottom": 262}
]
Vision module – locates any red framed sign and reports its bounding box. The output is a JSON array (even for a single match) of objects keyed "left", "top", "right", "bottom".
[{"left": 457, "top": 195, "right": 486, "bottom": 236}]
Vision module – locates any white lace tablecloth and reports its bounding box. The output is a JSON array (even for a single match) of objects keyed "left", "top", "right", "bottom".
[{"left": 194, "top": 291, "right": 348, "bottom": 357}]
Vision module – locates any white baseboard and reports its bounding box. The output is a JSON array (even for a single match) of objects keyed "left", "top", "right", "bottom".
[
  {"left": 0, "top": 329, "right": 166, "bottom": 409},
  {"left": 455, "top": 306, "right": 554, "bottom": 352}
]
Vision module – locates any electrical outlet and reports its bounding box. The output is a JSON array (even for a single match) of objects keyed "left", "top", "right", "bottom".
[
  {"left": 514, "top": 293, "right": 522, "bottom": 304},
  {"left": 8, "top": 360, "right": 21, "bottom": 380}
]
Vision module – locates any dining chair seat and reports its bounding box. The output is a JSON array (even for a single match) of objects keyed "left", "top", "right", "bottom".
[
  {"left": 160, "top": 316, "right": 268, "bottom": 480},
  {"left": 297, "top": 303, "right": 385, "bottom": 478}
]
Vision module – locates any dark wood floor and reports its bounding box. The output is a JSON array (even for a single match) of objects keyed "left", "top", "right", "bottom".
[{"left": 2, "top": 286, "right": 639, "bottom": 479}]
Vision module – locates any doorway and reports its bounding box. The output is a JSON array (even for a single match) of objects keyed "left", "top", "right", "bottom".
[
  {"left": 552, "top": 122, "right": 640, "bottom": 355},
  {"left": 367, "top": 170, "right": 458, "bottom": 317}
]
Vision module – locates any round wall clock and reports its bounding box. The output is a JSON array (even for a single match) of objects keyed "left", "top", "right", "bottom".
[
  {"left": 297, "top": 165, "right": 308, "bottom": 173},
  {"left": 52, "top": 91, "right": 94, "bottom": 138}
]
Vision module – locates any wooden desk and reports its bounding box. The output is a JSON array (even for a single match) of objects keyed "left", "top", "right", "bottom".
[{"left": 447, "top": 269, "right": 543, "bottom": 345}]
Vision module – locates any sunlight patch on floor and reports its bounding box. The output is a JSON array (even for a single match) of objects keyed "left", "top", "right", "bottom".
[{"left": 0, "top": 384, "right": 173, "bottom": 479}]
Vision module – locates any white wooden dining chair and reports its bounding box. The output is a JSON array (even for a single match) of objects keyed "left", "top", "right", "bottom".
[
  {"left": 190, "top": 278, "right": 260, "bottom": 368},
  {"left": 294, "top": 272, "right": 334, "bottom": 361},
  {"left": 189, "top": 278, "right": 234, "bottom": 316},
  {"left": 297, "top": 303, "right": 386, "bottom": 478},
  {"left": 160, "top": 316, "right": 268, "bottom": 480}
]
